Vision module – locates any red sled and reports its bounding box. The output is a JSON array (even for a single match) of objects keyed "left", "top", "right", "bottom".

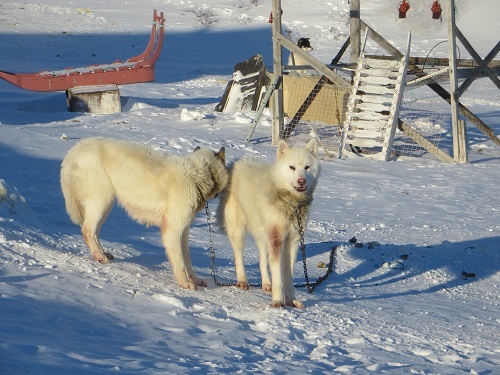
[{"left": 0, "top": 10, "right": 165, "bottom": 92}]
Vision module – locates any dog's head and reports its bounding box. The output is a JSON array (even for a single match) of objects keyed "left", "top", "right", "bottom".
[
  {"left": 297, "top": 38, "right": 313, "bottom": 52},
  {"left": 192, "top": 146, "right": 229, "bottom": 200},
  {"left": 274, "top": 138, "right": 320, "bottom": 199}
]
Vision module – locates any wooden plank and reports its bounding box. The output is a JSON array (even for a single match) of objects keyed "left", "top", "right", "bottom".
[
  {"left": 356, "top": 101, "right": 390, "bottom": 112},
  {"left": 351, "top": 111, "right": 389, "bottom": 121},
  {"left": 361, "top": 75, "right": 397, "bottom": 85},
  {"left": 360, "top": 20, "right": 403, "bottom": 58},
  {"left": 273, "top": 32, "right": 351, "bottom": 90},
  {"left": 357, "top": 84, "right": 395, "bottom": 95},
  {"left": 363, "top": 58, "right": 399, "bottom": 70},
  {"left": 331, "top": 36, "right": 350, "bottom": 65},
  {"left": 447, "top": 0, "right": 467, "bottom": 163},
  {"left": 348, "top": 138, "right": 383, "bottom": 147},
  {"left": 383, "top": 32, "right": 411, "bottom": 161},
  {"left": 353, "top": 94, "right": 392, "bottom": 104},
  {"left": 406, "top": 56, "right": 500, "bottom": 68},
  {"left": 350, "top": 129, "right": 384, "bottom": 138},
  {"left": 349, "top": 119, "right": 387, "bottom": 128},
  {"left": 455, "top": 39, "right": 500, "bottom": 97},
  {"left": 360, "top": 69, "right": 399, "bottom": 78},
  {"left": 271, "top": 0, "right": 284, "bottom": 145},
  {"left": 350, "top": 0, "right": 361, "bottom": 63}
]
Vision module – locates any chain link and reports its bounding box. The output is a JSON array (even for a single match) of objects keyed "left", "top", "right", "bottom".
[
  {"left": 205, "top": 202, "right": 336, "bottom": 292},
  {"left": 294, "top": 206, "right": 337, "bottom": 293},
  {"left": 205, "top": 202, "right": 236, "bottom": 287}
]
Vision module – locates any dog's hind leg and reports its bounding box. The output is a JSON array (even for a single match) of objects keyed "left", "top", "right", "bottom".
[
  {"left": 181, "top": 224, "right": 207, "bottom": 287},
  {"left": 228, "top": 225, "right": 249, "bottom": 290},
  {"left": 81, "top": 200, "right": 114, "bottom": 263}
]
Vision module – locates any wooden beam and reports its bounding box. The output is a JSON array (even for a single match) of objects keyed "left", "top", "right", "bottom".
[
  {"left": 447, "top": 0, "right": 467, "bottom": 163},
  {"left": 350, "top": 0, "right": 360, "bottom": 63},
  {"left": 454, "top": 37, "right": 500, "bottom": 97},
  {"left": 271, "top": 0, "right": 284, "bottom": 145},
  {"left": 331, "top": 37, "right": 350, "bottom": 65},
  {"left": 360, "top": 20, "right": 403, "bottom": 59},
  {"left": 273, "top": 32, "right": 351, "bottom": 90}
]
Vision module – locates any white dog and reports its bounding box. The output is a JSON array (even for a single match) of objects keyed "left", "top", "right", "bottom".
[
  {"left": 60, "top": 138, "right": 229, "bottom": 290},
  {"left": 218, "top": 139, "right": 320, "bottom": 308}
]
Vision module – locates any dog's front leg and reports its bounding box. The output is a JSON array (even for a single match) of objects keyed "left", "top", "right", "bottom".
[
  {"left": 268, "top": 227, "right": 285, "bottom": 308},
  {"left": 161, "top": 215, "right": 197, "bottom": 290},
  {"left": 283, "top": 235, "right": 303, "bottom": 309},
  {"left": 181, "top": 225, "right": 206, "bottom": 287}
]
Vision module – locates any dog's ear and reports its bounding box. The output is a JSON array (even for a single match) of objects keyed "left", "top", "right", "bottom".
[
  {"left": 277, "top": 140, "right": 289, "bottom": 158},
  {"left": 306, "top": 138, "right": 318, "bottom": 156},
  {"left": 216, "top": 147, "right": 225, "bottom": 163},
  {"left": 194, "top": 146, "right": 201, "bottom": 152}
]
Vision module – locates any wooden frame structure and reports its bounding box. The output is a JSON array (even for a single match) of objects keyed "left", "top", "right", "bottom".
[{"left": 270, "top": 0, "right": 499, "bottom": 162}]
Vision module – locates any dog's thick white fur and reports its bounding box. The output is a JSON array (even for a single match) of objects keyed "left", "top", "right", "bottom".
[
  {"left": 60, "top": 137, "right": 229, "bottom": 290},
  {"left": 218, "top": 139, "right": 320, "bottom": 308}
]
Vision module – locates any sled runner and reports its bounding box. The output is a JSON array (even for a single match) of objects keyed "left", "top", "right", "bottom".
[{"left": 0, "top": 10, "right": 165, "bottom": 92}]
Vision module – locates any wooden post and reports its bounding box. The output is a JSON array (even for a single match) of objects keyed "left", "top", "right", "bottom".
[
  {"left": 271, "top": 0, "right": 284, "bottom": 145},
  {"left": 447, "top": 0, "right": 467, "bottom": 163},
  {"left": 350, "top": 0, "right": 361, "bottom": 63}
]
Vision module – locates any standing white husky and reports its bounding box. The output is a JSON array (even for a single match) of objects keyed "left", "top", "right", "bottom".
[
  {"left": 218, "top": 139, "right": 320, "bottom": 308},
  {"left": 60, "top": 138, "right": 229, "bottom": 290}
]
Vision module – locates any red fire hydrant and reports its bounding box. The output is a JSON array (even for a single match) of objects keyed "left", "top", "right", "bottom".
[
  {"left": 398, "top": 1, "right": 410, "bottom": 19},
  {"left": 431, "top": 1, "right": 442, "bottom": 20}
]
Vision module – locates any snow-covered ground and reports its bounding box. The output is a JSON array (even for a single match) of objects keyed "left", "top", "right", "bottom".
[{"left": 0, "top": 1, "right": 498, "bottom": 374}]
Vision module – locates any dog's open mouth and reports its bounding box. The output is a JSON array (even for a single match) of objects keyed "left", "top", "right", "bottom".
[{"left": 295, "top": 186, "right": 307, "bottom": 192}]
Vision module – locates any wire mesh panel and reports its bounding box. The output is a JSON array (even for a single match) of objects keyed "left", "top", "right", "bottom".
[
  {"left": 394, "top": 82, "right": 451, "bottom": 159},
  {"left": 280, "top": 73, "right": 350, "bottom": 158}
]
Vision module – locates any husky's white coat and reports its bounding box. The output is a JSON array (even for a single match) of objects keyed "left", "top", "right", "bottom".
[
  {"left": 60, "top": 138, "right": 229, "bottom": 290},
  {"left": 218, "top": 139, "right": 320, "bottom": 308}
]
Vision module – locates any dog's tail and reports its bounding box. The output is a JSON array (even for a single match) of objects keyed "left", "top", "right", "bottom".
[{"left": 60, "top": 173, "right": 85, "bottom": 225}]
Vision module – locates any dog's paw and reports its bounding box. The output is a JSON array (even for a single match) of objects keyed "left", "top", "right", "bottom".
[
  {"left": 94, "top": 252, "right": 113, "bottom": 263},
  {"left": 236, "top": 281, "right": 250, "bottom": 290},
  {"left": 262, "top": 283, "right": 272, "bottom": 293},
  {"left": 269, "top": 300, "right": 285, "bottom": 308},
  {"left": 287, "top": 299, "right": 304, "bottom": 309},
  {"left": 179, "top": 281, "right": 198, "bottom": 290},
  {"left": 189, "top": 275, "right": 207, "bottom": 287}
]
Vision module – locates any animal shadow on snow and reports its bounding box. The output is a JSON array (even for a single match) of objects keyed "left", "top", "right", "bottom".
[{"left": 312, "top": 237, "right": 499, "bottom": 302}]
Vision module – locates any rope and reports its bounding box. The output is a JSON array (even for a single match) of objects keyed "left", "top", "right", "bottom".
[{"left": 205, "top": 202, "right": 337, "bottom": 292}]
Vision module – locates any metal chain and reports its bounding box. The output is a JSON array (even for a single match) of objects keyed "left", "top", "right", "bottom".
[
  {"left": 205, "top": 202, "right": 236, "bottom": 287},
  {"left": 294, "top": 206, "right": 337, "bottom": 293},
  {"left": 205, "top": 202, "right": 336, "bottom": 292}
]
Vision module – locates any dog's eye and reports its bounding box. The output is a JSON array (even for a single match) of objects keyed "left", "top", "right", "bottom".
[
  {"left": 305, "top": 165, "right": 310, "bottom": 170},
  {"left": 289, "top": 166, "right": 296, "bottom": 171}
]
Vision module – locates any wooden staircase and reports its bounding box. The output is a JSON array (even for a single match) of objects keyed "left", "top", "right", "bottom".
[{"left": 339, "top": 32, "right": 411, "bottom": 161}]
